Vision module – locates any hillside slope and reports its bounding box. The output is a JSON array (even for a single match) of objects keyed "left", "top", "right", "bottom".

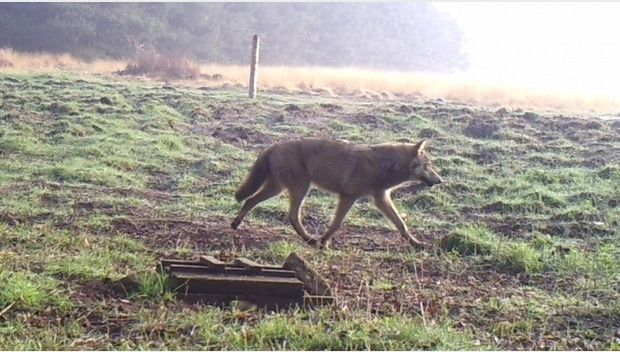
[{"left": 0, "top": 73, "right": 618, "bottom": 350}]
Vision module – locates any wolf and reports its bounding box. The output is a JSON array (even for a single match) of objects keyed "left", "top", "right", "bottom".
[{"left": 231, "top": 138, "right": 443, "bottom": 248}]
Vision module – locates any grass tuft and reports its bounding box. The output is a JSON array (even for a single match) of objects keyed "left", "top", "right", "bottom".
[
  {"left": 438, "top": 225, "right": 496, "bottom": 255},
  {"left": 439, "top": 226, "right": 544, "bottom": 274},
  {"left": 0, "top": 271, "right": 72, "bottom": 312}
]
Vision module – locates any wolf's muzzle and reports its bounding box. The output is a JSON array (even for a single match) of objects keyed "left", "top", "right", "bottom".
[{"left": 423, "top": 176, "right": 443, "bottom": 187}]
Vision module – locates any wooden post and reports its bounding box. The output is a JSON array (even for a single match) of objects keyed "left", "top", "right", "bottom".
[
  {"left": 248, "top": 34, "right": 259, "bottom": 99},
  {"left": 283, "top": 252, "right": 331, "bottom": 296}
]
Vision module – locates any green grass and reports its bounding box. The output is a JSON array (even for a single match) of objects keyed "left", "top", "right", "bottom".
[
  {"left": 0, "top": 71, "right": 618, "bottom": 350},
  {"left": 0, "top": 271, "right": 72, "bottom": 312},
  {"left": 440, "top": 225, "right": 619, "bottom": 280},
  {"left": 438, "top": 225, "right": 543, "bottom": 273}
]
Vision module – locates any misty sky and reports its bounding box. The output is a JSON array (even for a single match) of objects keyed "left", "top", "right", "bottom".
[{"left": 434, "top": 2, "right": 620, "bottom": 96}]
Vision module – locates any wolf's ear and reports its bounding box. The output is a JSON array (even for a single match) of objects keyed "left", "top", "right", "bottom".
[{"left": 413, "top": 139, "right": 428, "bottom": 156}]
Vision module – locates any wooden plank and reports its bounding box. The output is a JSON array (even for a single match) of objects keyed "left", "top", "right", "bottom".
[
  {"left": 160, "top": 258, "right": 206, "bottom": 268},
  {"left": 232, "top": 257, "right": 262, "bottom": 272},
  {"left": 258, "top": 268, "right": 297, "bottom": 278},
  {"left": 172, "top": 272, "right": 303, "bottom": 287},
  {"left": 161, "top": 258, "right": 283, "bottom": 271},
  {"left": 159, "top": 259, "right": 211, "bottom": 274},
  {"left": 167, "top": 264, "right": 297, "bottom": 278},
  {"left": 158, "top": 259, "right": 202, "bottom": 274},
  {"left": 283, "top": 252, "right": 331, "bottom": 296},
  {"left": 230, "top": 257, "right": 283, "bottom": 272},
  {"left": 199, "top": 255, "right": 226, "bottom": 270},
  {"left": 258, "top": 264, "right": 285, "bottom": 270},
  {"left": 171, "top": 272, "right": 304, "bottom": 296},
  {"left": 169, "top": 264, "right": 219, "bottom": 274}
]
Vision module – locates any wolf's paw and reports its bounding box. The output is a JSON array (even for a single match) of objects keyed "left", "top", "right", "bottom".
[
  {"left": 318, "top": 239, "right": 331, "bottom": 250},
  {"left": 304, "top": 237, "right": 318, "bottom": 246},
  {"left": 230, "top": 219, "right": 240, "bottom": 230},
  {"left": 409, "top": 238, "right": 428, "bottom": 250}
]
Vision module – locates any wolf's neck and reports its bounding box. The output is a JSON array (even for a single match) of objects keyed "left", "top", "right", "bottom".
[{"left": 375, "top": 157, "right": 411, "bottom": 190}]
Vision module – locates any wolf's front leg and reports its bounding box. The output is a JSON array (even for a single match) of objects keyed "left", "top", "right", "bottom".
[{"left": 373, "top": 192, "right": 428, "bottom": 249}]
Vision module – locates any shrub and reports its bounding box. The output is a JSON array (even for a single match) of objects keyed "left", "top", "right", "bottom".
[{"left": 118, "top": 49, "right": 200, "bottom": 79}]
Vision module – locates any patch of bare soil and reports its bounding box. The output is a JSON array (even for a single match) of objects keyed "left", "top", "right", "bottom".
[
  {"left": 543, "top": 221, "right": 616, "bottom": 239},
  {"left": 106, "top": 209, "right": 428, "bottom": 254},
  {"left": 72, "top": 200, "right": 118, "bottom": 216},
  {"left": 68, "top": 279, "right": 143, "bottom": 345},
  {"left": 329, "top": 226, "right": 436, "bottom": 253},
  {"left": 148, "top": 172, "right": 179, "bottom": 192},
  {"left": 110, "top": 216, "right": 287, "bottom": 252},
  {"left": 346, "top": 113, "right": 387, "bottom": 129},
  {"left": 210, "top": 125, "right": 273, "bottom": 149},
  {"left": 0, "top": 209, "right": 53, "bottom": 226},
  {"left": 0, "top": 210, "right": 21, "bottom": 225},
  {"left": 273, "top": 104, "right": 341, "bottom": 130},
  {"left": 463, "top": 120, "right": 501, "bottom": 139},
  {"left": 473, "top": 215, "right": 536, "bottom": 239},
  {"left": 319, "top": 250, "right": 527, "bottom": 317},
  {"left": 189, "top": 105, "right": 275, "bottom": 150},
  {"left": 319, "top": 103, "right": 343, "bottom": 112},
  {"left": 73, "top": 278, "right": 134, "bottom": 301}
]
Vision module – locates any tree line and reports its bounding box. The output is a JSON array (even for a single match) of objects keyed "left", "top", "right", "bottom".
[{"left": 0, "top": 3, "right": 468, "bottom": 72}]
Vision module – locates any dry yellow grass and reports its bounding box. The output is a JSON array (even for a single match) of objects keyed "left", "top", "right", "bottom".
[
  {"left": 2, "top": 49, "right": 619, "bottom": 114},
  {"left": 0, "top": 48, "right": 125, "bottom": 73},
  {"left": 201, "top": 64, "right": 620, "bottom": 113}
]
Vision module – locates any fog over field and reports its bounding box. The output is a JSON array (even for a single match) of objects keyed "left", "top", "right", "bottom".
[{"left": 436, "top": 2, "right": 620, "bottom": 99}]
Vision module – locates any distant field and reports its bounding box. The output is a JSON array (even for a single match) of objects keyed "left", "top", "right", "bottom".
[
  {"left": 2, "top": 49, "right": 620, "bottom": 114},
  {"left": 0, "top": 70, "right": 618, "bottom": 350}
]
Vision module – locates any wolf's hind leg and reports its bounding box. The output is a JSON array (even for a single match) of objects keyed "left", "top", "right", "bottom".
[
  {"left": 319, "top": 195, "right": 356, "bottom": 247},
  {"left": 231, "top": 179, "right": 283, "bottom": 229},
  {"left": 286, "top": 182, "right": 315, "bottom": 243},
  {"left": 373, "top": 191, "right": 427, "bottom": 248}
]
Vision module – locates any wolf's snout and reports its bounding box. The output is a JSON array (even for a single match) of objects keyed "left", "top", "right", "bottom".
[
  {"left": 422, "top": 172, "right": 442, "bottom": 187},
  {"left": 423, "top": 176, "right": 443, "bottom": 188},
  {"left": 423, "top": 178, "right": 436, "bottom": 187},
  {"left": 425, "top": 168, "right": 443, "bottom": 187}
]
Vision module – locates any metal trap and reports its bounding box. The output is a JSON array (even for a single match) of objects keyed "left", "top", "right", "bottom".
[{"left": 158, "top": 252, "right": 334, "bottom": 310}]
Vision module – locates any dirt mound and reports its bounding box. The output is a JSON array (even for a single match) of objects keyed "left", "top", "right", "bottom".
[
  {"left": 210, "top": 125, "right": 273, "bottom": 149},
  {"left": 463, "top": 120, "right": 501, "bottom": 139}
]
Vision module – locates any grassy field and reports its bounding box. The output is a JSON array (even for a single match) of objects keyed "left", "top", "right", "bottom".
[{"left": 0, "top": 72, "right": 619, "bottom": 350}]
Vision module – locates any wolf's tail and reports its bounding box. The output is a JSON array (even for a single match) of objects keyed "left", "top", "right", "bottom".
[{"left": 235, "top": 150, "right": 271, "bottom": 201}]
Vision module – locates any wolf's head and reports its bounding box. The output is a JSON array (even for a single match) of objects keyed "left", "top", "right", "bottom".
[{"left": 410, "top": 139, "right": 443, "bottom": 187}]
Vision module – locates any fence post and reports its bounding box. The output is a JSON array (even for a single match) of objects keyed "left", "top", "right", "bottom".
[{"left": 248, "top": 34, "right": 259, "bottom": 99}]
